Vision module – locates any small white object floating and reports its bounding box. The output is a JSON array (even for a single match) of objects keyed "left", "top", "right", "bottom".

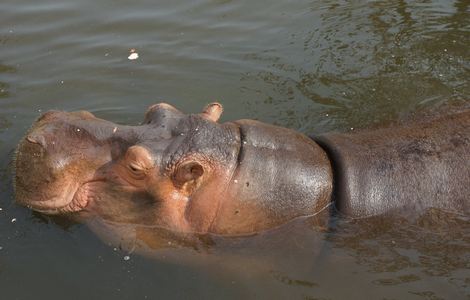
[
  {"left": 128, "top": 53, "right": 139, "bottom": 60},
  {"left": 128, "top": 48, "right": 139, "bottom": 60}
]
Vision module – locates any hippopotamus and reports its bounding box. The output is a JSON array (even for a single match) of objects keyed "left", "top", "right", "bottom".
[{"left": 14, "top": 103, "right": 470, "bottom": 236}]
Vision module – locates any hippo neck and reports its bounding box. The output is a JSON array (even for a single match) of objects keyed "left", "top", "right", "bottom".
[
  {"left": 210, "top": 119, "right": 333, "bottom": 235},
  {"left": 313, "top": 110, "right": 470, "bottom": 218}
]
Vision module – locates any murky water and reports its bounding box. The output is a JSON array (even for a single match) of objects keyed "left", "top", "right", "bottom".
[{"left": 1, "top": 0, "right": 469, "bottom": 299}]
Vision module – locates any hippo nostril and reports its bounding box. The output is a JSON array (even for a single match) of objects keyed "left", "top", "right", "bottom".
[
  {"left": 26, "top": 136, "right": 39, "bottom": 144},
  {"left": 26, "top": 135, "right": 46, "bottom": 147}
]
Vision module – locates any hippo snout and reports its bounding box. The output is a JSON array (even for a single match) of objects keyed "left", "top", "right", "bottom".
[{"left": 14, "top": 110, "right": 114, "bottom": 214}]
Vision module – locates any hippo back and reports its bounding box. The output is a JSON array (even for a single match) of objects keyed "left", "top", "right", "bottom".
[{"left": 315, "top": 109, "right": 470, "bottom": 218}]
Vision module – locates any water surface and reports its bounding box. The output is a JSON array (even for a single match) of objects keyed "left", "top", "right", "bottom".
[{"left": 0, "top": 0, "right": 469, "bottom": 299}]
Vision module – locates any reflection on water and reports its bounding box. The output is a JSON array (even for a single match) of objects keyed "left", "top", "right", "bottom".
[
  {"left": 61, "top": 208, "right": 470, "bottom": 299},
  {"left": 331, "top": 209, "right": 470, "bottom": 275},
  {"left": 242, "top": 0, "right": 469, "bottom": 133},
  {"left": 328, "top": 210, "right": 470, "bottom": 298},
  {"left": 0, "top": 0, "right": 469, "bottom": 299}
]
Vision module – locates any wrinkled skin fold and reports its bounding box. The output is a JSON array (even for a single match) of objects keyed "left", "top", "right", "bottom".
[{"left": 14, "top": 103, "right": 470, "bottom": 237}]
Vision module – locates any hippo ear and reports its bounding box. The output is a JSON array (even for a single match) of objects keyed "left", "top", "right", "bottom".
[
  {"left": 172, "top": 161, "right": 205, "bottom": 196},
  {"left": 199, "top": 102, "right": 223, "bottom": 122},
  {"left": 143, "top": 103, "right": 185, "bottom": 125}
]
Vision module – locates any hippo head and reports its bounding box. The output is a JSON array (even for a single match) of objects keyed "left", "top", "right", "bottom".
[{"left": 15, "top": 103, "right": 332, "bottom": 235}]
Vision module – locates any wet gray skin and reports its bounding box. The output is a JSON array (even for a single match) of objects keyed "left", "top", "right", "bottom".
[
  {"left": 15, "top": 102, "right": 470, "bottom": 238},
  {"left": 15, "top": 103, "right": 332, "bottom": 235}
]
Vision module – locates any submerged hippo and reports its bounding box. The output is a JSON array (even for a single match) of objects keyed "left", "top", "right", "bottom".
[{"left": 14, "top": 103, "right": 470, "bottom": 236}]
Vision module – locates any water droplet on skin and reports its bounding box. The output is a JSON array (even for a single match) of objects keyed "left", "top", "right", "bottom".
[
  {"left": 350, "top": 127, "right": 354, "bottom": 131},
  {"left": 234, "top": 179, "right": 238, "bottom": 183},
  {"left": 76, "top": 128, "right": 81, "bottom": 132}
]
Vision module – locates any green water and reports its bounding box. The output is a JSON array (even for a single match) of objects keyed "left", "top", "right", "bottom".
[{"left": 0, "top": 0, "right": 469, "bottom": 299}]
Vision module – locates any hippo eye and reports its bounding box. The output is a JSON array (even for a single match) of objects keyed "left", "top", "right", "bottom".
[
  {"left": 123, "top": 145, "right": 153, "bottom": 179},
  {"left": 128, "top": 162, "right": 143, "bottom": 173},
  {"left": 128, "top": 162, "right": 146, "bottom": 175}
]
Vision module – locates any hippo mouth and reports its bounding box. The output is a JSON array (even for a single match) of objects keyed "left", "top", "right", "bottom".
[{"left": 28, "top": 179, "right": 106, "bottom": 215}]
